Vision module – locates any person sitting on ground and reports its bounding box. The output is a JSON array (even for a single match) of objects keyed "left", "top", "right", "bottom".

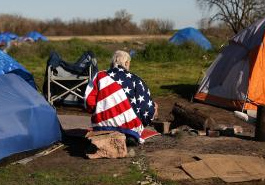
[{"left": 84, "top": 50, "right": 158, "bottom": 144}]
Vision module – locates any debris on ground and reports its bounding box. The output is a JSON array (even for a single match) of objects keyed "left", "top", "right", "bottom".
[{"left": 12, "top": 143, "right": 64, "bottom": 165}]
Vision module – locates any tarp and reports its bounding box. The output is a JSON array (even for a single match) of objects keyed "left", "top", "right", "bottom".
[
  {"left": 0, "top": 73, "right": 62, "bottom": 160},
  {"left": 26, "top": 31, "right": 48, "bottom": 42},
  {"left": 0, "top": 32, "right": 18, "bottom": 45},
  {"left": 169, "top": 27, "right": 212, "bottom": 50},
  {"left": 0, "top": 50, "right": 36, "bottom": 88},
  {"left": 1, "top": 32, "right": 18, "bottom": 40}
]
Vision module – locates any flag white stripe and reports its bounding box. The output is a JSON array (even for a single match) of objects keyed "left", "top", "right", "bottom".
[
  {"left": 131, "top": 124, "right": 144, "bottom": 134},
  {"left": 94, "top": 108, "right": 137, "bottom": 127},
  {"left": 84, "top": 73, "right": 98, "bottom": 99},
  {"left": 95, "top": 88, "right": 128, "bottom": 114},
  {"left": 98, "top": 75, "right": 115, "bottom": 90}
]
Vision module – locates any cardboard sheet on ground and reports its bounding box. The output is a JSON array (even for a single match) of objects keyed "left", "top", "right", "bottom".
[
  {"left": 197, "top": 154, "right": 265, "bottom": 180},
  {"left": 181, "top": 160, "right": 217, "bottom": 179},
  {"left": 181, "top": 154, "right": 265, "bottom": 183}
]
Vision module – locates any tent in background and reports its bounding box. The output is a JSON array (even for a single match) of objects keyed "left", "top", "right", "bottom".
[
  {"left": 169, "top": 27, "right": 212, "bottom": 50},
  {"left": 0, "top": 73, "right": 61, "bottom": 161},
  {"left": 1, "top": 32, "right": 18, "bottom": 40},
  {"left": 26, "top": 31, "right": 48, "bottom": 42},
  {"left": 194, "top": 17, "right": 265, "bottom": 112},
  {"left": 0, "top": 32, "right": 18, "bottom": 45},
  {"left": 0, "top": 50, "right": 36, "bottom": 88}
]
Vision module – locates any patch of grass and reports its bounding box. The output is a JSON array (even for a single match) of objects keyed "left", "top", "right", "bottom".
[
  {"left": 0, "top": 163, "right": 144, "bottom": 185},
  {"left": 7, "top": 38, "right": 219, "bottom": 97},
  {"left": 134, "top": 40, "right": 216, "bottom": 64}
]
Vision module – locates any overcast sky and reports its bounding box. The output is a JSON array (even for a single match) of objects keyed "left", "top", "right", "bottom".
[{"left": 0, "top": 0, "right": 206, "bottom": 29}]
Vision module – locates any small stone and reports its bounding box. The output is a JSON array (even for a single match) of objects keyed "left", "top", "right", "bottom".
[
  {"left": 207, "top": 130, "right": 220, "bottom": 137},
  {"left": 113, "top": 174, "right": 118, "bottom": 177},
  {"left": 170, "top": 128, "right": 179, "bottom": 135},
  {"left": 140, "top": 181, "right": 150, "bottom": 185},
  {"left": 126, "top": 148, "right": 136, "bottom": 158}
]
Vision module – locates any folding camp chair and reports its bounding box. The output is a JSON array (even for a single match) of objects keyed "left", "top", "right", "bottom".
[
  {"left": 43, "top": 51, "right": 98, "bottom": 106},
  {"left": 47, "top": 65, "right": 91, "bottom": 105}
]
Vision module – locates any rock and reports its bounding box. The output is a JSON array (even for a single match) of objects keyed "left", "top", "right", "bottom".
[
  {"left": 140, "top": 181, "right": 150, "bottom": 185},
  {"left": 126, "top": 148, "right": 136, "bottom": 158},
  {"left": 86, "top": 131, "right": 127, "bottom": 159},
  {"left": 233, "top": 125, "right": 243, "bottom": 134},
  {"left": 153, "top": 121, "right": 172, "bottom": 134},
  {"left": 169, "top": 128, "right": 179, "bottom": 135}
]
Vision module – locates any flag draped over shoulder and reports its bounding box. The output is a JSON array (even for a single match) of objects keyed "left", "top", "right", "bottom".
[{"left": 84, "top": 66, "right": 155, "bottom": 142}]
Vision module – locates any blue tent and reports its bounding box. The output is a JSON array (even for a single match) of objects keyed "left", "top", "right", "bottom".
[
  {"left": 0, "top": 34, "right": 11, "bottom": 45},
  {"left": 26, "top": 31, "right": 48, "bottom": 42},
  {"left": 0, "top": 50, "right": 36, "bottom": 88},
  {"left": 169, "top": 27, "right": 212, "bottom": 50},
  {"left": 2, "top": 32, "right": 18, "bottom": 40},
  {"left": 0, "top": 32, "right": 18, "bottom": 45},
  {"left": 0, "top": 73, "right": 62, "bottom": 161}
]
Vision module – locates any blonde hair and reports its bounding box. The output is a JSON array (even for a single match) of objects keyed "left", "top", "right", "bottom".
[{"left": 111, "top": 50, "right": 131, "bottom": 70}]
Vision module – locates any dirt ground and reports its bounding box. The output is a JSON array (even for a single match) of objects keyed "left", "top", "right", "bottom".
[{"left": 6, "top": 95, "right": 265, "bottom": 185}]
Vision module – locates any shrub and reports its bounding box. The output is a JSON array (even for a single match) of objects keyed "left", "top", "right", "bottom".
[{"left": 133, "top": 40, "right": 216, "bottom": 65}]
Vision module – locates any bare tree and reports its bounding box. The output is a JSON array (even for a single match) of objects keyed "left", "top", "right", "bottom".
[
  {"left": 197, "top": 0, "right": 265, "bottom": 33},
  {"left": 114, "top": 9, "right": 133, "bottom": 25},
  {"left": 140, "top": 19, "right": 160, "bottom": 34},
  {"left": 140, "top": 18, "right": 174, "bottom": 34},
  {"left": 157, "top": 19, "right": 175, "bottom": 34}
]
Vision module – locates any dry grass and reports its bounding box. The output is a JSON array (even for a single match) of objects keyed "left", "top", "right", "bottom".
[{"left": 47, "top": 35, "right": 171, "bottom": 42}]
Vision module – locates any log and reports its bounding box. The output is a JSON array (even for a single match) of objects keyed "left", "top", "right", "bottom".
[{"left": 172, "top": 102, "right": 209, "bottom": 130}]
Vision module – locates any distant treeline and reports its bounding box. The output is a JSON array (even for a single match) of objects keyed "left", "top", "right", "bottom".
[{"left": 0, "top": 10, "right": 175, "bottom": 36}]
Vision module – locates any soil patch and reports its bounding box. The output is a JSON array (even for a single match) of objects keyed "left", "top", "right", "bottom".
[{"left": 4, "top": 95, "right": 265, "bottom": 185}]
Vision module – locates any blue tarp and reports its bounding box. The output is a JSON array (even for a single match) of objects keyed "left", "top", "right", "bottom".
[
  {"left": 0, "top": 32, "right": 18, "bottom": 45},
  {"left": 26, "top": 31, "right": 48, "bottom": 42},
  {"left": 169, "top": 27, "right": 212, "bottom": 50},
  {"left": 0, "top": 34, "right": 11, "bottom": 45},
  {"left": 0, "top": 50, "right": 36, "bottom": 88},
  {"left": 0, "top": 74, "right": 62, "bottom": 160},
  {"left": 2, "top": 32, "right": 18, "bottom": 40}
]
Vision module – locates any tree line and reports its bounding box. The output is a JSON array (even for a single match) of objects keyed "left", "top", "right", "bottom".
[{"left": 0, "top": 10, "right": 175, "bottom": 36}]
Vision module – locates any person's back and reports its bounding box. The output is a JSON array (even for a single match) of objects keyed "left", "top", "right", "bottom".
[{"left": 85, "top": 50, "right": 158, "bottom": 144}]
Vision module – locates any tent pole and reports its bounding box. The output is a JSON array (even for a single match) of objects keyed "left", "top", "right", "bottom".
[{"left": 242, "top": 89, "right": 249, "bottom": 112}]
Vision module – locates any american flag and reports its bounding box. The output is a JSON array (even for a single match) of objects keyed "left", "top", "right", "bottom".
[{"left": 85, "top": 65, "right": 155, "bottom": 142}]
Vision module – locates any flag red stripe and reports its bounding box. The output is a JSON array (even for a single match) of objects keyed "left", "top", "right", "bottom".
[
  {"left": 92, "top": 99, "right": 132, "bottom": 123},
  {"left": 120, "top": 117, "right": 142, "bottom": 129},
  {"left": 97, "top": 81, "right": 122, "bottom": 102}
]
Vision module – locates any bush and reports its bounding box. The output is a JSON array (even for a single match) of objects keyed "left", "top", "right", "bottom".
[{"left": 133, "top": 41, "right": 216, "bottom": 65}]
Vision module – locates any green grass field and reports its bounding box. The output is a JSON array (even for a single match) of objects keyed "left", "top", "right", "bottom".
[{"left": 8, "top": 38, "right": 220, "bottom": 97}]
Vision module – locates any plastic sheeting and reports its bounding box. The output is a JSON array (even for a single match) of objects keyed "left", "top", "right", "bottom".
[
  {"left": 0, "top": 74, "right": 61, "bottom": 160},
  {"left": 0, "top": 50, "right": 36, "bottom": 88}
]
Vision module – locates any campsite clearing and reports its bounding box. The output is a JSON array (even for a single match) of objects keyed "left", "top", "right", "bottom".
[
  {"left": 1, "top": 33, "right": 265, "bottom": 184},
  {"left": 1, "top": 95, "right": 265, "bottom": 185}
]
